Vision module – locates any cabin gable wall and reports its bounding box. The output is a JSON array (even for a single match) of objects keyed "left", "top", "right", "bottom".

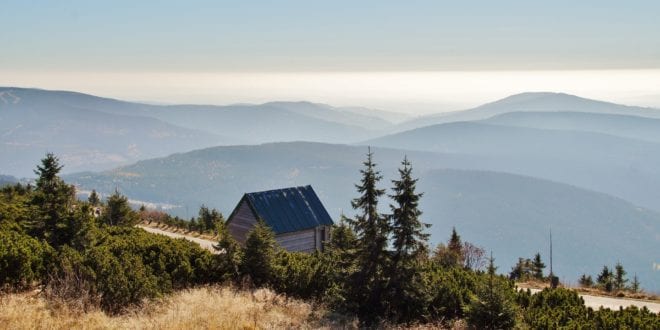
[{"left": 227, "top": 200, "right": 258, "bottom": 244}]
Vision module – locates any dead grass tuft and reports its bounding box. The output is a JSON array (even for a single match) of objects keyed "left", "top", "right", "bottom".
[{"left": 0, "top": 286, "right": 357, "bottom": 329}]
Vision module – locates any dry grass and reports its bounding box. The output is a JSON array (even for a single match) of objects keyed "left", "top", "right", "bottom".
[{"left": 0, "top": 286, "right": 357, "bottom": 330}]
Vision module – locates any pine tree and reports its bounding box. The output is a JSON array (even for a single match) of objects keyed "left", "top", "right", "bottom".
[
  {"left": 466, "top": 253, "right": 517, "bottom": 330},
  {"left": 597, "top": 265, "right": 613, "bottom": 292},
  {"left": 102, "top": 190, "right": 137, "bottom": 226},
  {"left": 324, "top": 218, "right": 358, "bottom": 305},
  {"left": 387, "top": 157, "right": 431, "bottom": 322},
  {"left": 197, "top": 205, "right": 224, "bottom": 234},
  {"left": 344, "top": 148, "right": 390, "bottom": 324},
  {"left": 448, "top": 227, "right": 462, "bottom": 255},
  {"left": 613, "top": 262, "right": 627, "bottom": 291},
  {"left": 327, "top": 217, "right": 357, "bottom": 255},
  {"left": 436, "top": 227, "right": 463, "bottom": 267},
  {"left": 531, "top": 253, "right": 546, "bottom": 280},
  {"left": 390, "top": 157, "right": 430, "bottom": 261},
  {"left": 88, "top": 190, "right": 100, "bottom": 206},
  {"left": 214, "top": 221, "right": 242, "bottom": 281},
  {"left": 240, "top": 219, "right": 277, "bottom": 286},
  {"left": 31, "top": 153, "right": 75, "bottom": 245},
  {"left": 630, "top": 273, "right": 640, "bottom": 293},
  {"left": 578, "top": 274, "right": 594, "bottom": 287}
]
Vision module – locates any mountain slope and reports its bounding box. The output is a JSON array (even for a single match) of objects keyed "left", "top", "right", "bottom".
[
  {"left": 0, "top": 87, "right": 396, "bottom": 146},
  {"left": 263, "top": 101, "right": 395, "bottom": 130},
  {"left": 0, "top": 88, "right": 233, "bottom": 176},
  {"left": 140, "top": 103, "right": 379, "bottom": 143},
  {"left": 0, "top": 174, "right": 18, "bottom": 186},
  {"left": 64, "top": 142, "right": 660, "bottom": 291},
  {"left": 483, "top": 111, "right": 660, "bottom": 143},
  {"left": 397, "top": 92, "right": 660, "bottom": 131},
  {"left": 419, "top": 169, "right": 660, "bottom": 292},
  {"left": 365, "top": 122, "right": 660, "bottom": 212}
]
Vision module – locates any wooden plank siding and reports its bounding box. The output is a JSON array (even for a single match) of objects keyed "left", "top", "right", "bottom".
[
  {"left": 276, "top": 228, "right": 317, "bottom": 253},
  {"left": 227, "top": 199, "right": 257, "bottom": 244}
]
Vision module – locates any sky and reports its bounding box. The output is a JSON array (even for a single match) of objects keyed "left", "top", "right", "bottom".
[{"left": 2, "top": 0, "right": 660, "bottom": 113}]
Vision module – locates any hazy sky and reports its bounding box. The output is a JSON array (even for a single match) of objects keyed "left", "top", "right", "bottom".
[{"left": 2, "top": 1, "right": 660, "bottom": 113}]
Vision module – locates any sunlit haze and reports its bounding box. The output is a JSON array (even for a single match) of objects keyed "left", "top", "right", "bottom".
[{"left": 3, "top": 70, "right": 660, "bottom": 114}]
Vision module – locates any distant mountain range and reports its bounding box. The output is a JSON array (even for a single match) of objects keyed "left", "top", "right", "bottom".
[
  {"left": 396, "top": 92, "right": 660, "bottom": 131},
  {"left": 64, "top": 142, "right": 660, "bottom": 292},
  {"left": 365, "top": 121, "right": 660, "bottom": 212},
  {"left": 0, "top": 174, "right": 18, "bottom": 186},
  {"left": 5, "top": 86, "right": 660, "bottom": 291},
  {"left": 0, "top": 87, "right": 406, "bottom": 176},
  {"left": 483, "top": 111, "right": 660, "bottom": 144}
]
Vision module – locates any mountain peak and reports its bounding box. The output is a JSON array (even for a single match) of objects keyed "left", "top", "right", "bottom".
[{"left": 486, "top": 92, "right": 583, "bottom": 106}]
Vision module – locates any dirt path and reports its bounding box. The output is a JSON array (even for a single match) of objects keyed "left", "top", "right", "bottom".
[
  {"left": 139, "top": 225, "right": 219, "bottom": 253},
  {"left": 528, "top": 288, "right": 660, "bottom": 313}
]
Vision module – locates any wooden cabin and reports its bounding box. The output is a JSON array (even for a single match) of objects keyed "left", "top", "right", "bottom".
[{"left": 226, "top": 185, "right": 334, "bottom": 253}]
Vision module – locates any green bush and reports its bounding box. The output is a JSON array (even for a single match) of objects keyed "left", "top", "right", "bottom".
[
  {"left": 84, "top": 246, "right": 160, "bottom": 313},
  {"left": 520, "top": 288, "right": 660, "bottom": 329},
  {"left": 0, "top": 223, "right": 54, "bottom": 289},
  {"left": 425, "top": 265, "right": 479, "bottom": 319},
  {"left": 271, "top": 251, "right": 333, "bottom": 299}
]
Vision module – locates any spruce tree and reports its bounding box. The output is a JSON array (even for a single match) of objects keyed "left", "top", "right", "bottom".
[
  {"left": 466, "top": 253, "right": 517, "bottom": 330},
  {"left": 102, "top": 190, "right": 137, "bottom": 226},
  {"left": 578, "top": 274, "right": 594, "bottom": 287},
  {"left": 630, "top": 273, "right": 640, "bottom": 293},
  {"left": 344, "top": 148, "right": 390, "bottom": 324},
  {"left": 324, "top": 218, "right": 358, "bottom": 306},
  {"left": 390, "top": 156, "right": 430, "bottom": 261},
  {"left": 597, "top": 265, "right": 613, "bottom": 292},
  {"left": 448, "top": 227, "right": 463, "bottom": 266},
  {"left": 214, "top": 221, "right": 242, "bottom": 282},
  {"left": 432, "top": 227, "right": 464, "bottom": 267},
  {"left": 31, "top": 153, "right": 75, "bottom": 245},
  {"left": 613, "top": 262, "right": 627, "bottom": 291},
  {"left": 387, "top": 157, "right": 430, "bottom": 322},
  {"left": 88, "top": 190, "right": 100, "bottom": 206},
  {"left": 327, "top": 217, "right": 357, "bottom": 253},
  {"left": 531, "top": 253, "right": 546, "bottom": 280},
  {"left": 240, "top": 219, "right": 277, "bottom": 286}
]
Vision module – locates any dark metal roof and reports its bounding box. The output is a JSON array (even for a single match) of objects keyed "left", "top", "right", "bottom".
[{"left": 242, "top": 185, "right": 334, "bottom": 234}]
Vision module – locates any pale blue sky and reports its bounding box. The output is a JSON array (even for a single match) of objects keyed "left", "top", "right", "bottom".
[
  {"left": 2, "top": 1, "right": 660, "bottom": 112},
  {"left": 2, "top": 0, "right": 659, "bottom": 72}
]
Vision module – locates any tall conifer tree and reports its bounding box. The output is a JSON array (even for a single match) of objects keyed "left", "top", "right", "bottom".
[
  {"left": 390, "top": 156, "right": 430, "bottom": 262},
  {"left": 31, "top": 153, "right": 75, "bottom": 245},
  {"left": 345, "top": 147, "right": 390, "bottom": 324},
  {"left": 387, "top": 156, "right": 431, "bottom": 322}
]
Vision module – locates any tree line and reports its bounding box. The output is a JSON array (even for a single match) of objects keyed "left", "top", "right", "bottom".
[{"left": 1, "top": 153, "right": 658, "bottom": 328}]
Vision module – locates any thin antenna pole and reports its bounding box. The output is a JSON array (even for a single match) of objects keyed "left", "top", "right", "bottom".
[{"left": 550, "top": 229, "right": 553, "bottom": 277}]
